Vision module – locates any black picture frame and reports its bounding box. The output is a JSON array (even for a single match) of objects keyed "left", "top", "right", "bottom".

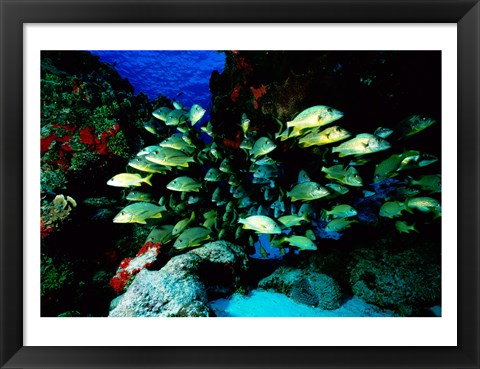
[{"left": 1, "top": 0, "right": 479, "bottom": 368}]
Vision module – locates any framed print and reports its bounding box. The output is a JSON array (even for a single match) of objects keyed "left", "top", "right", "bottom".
[{"left": 1, "top": 0, "right": 479, "bottom": 368}]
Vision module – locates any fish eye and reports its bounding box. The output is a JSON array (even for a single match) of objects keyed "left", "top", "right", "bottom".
[
  {"left": 121, "top": 211, "right": 125, "bottom": 215},
  {"left": 327, "top": 108, "right": 333, "bottom": 112}
]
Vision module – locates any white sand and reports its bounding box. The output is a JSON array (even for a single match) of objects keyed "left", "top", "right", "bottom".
[{"left": 210, "top": 290, "right": 394, "bottom": 317}]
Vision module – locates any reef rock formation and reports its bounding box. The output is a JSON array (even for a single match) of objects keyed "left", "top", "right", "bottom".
[
  {"left": 109, "top": 241, "right": 248, "bottom": 317},
  {"left": 348, "top": 246, "right": 441, "bottom": 316},
  {"left": 40, "top": 51, "right": 161, "bottom": 316},
  {"left": 258, "top": 267, "right": 342, "bottom": 310}
]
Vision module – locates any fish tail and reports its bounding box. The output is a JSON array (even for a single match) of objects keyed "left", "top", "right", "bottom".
[
  {"left": 274, "top": 117, "right": 285, "bottom": 134},
  {"left": 404, "top": 199, "right": 414, "bottom": 214},
  {"left": 144, "top": 174, "right": 153, "bottom": 186}
]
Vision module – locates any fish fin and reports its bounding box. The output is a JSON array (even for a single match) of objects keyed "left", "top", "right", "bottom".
[
  {"left": 144, "top": 174, "right": 153, "bottom": 186},
  {"left": 274, "top": 117, "right": 284, "bottom": 132},
  {"left": 320, "top": 209, "right": 329, "bottom": 221},
  {"left": 404, "top": 199, "right": 414, "bottom": 214}
]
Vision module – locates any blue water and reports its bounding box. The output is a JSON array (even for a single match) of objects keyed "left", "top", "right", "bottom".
[{"left": 89, "top": 51, "right": 226, "bottom": 114}]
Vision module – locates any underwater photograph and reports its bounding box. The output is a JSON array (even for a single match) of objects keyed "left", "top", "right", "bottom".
[{"left": 40, "top": 50, "right": 441, "bottom": 318}]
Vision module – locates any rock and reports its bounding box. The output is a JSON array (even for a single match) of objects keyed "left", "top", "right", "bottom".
[
  {"left": 109, "top": 241, "right": 248, "bottom": 317},
  {"left": 348, "top": 247, "right": 441, "bottom": 316},
  {"left": 258, "top": 267, "right": 343, "bottom": 310},
  {"left": 109, "top": 254, "right": 208, "bottom": 317}
]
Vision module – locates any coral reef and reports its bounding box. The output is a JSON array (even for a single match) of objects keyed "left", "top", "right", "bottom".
[
  {"left": 41, "top": 51, "right": 151, "bottom": 196},
  {"left": 258, "top": 267, "right": 343, "bottom": 310},
  {"left": 109, "top": 241, "right": 248, "bottom": 317},
  {"left": 348, "top": 244, "right": 441, "bottom": 316},
  {"left": 40, "top": 50, "right": 442, "bottom": 317},
  {"left": 109, "top": 241, "right": 161, "bottom": 293},
  {"left": 41, "top": 254, "right": 74, "bottom": 298},
  {"left": 109, "top": 255, "right": 208, "bottom": 317},
  {"left": 40, "top": 51, "right": 158, "bottom": 316},
  {"left": 40, "top": 194, "right": 77, "bottom": 238}
]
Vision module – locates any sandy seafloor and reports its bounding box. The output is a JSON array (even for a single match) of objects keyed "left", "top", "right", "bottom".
[{"left": 210, "top": 290, "right": 396, "bottom": 317}]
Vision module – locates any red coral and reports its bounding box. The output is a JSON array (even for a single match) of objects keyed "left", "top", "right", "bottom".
[
  {"left": 41, "top": 135, "right": 56, "bottom": 153},
  {"left": 55, "top": 150, "right": 69, "bottom": 171},
  {"left": 119, "top": 258, "right": 133, "bottom": 269},
  {"left": 250, "top": 84, "right": 267, "bottom": 110},
  {"left": 42, "top": 124, "right": 76, "bottom": 157},
  {"left": 110, "top": 242, "right": 161, "bottom": 292},
  {"left": 235, "top": 55, "right": 253, "bottom": 73},
  {"left": 79, "top": 127, "right": 96, "bottom": 145},
  {"left": 109, "top": 270, "right": 131, "bottom": 293},
  {"left": 40, "top": 219, "right": 54, "bottom": 238},
  {"left": 95, "top": 135, "right": 110, "bottom": 155},
  {"left": 61, "top": 142, "right": 72, "bottom": 151},
  {"left": 251, "top": 84, "right": 267, "bottom": 100},
  {"left": 136, "top": 241, "right": 161, "bottom": 257},
  {"left": 230, "top": 83, "right": 242, "bottom": 102},
  {"left": 56, "top": 134, "right": 72, "bottom": 144},
  {"left": 79, "top": 126, "right": 120, "bottom": 156}
]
